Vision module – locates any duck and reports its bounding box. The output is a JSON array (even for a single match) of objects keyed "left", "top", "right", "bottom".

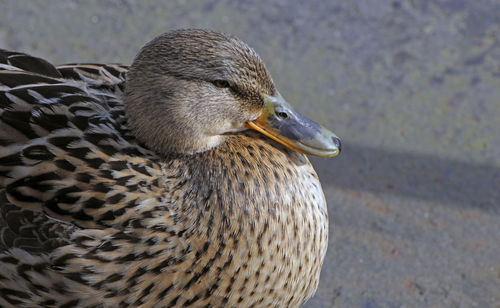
[{"left": 0, "top": 29, "right": 340, "bottom": 307}]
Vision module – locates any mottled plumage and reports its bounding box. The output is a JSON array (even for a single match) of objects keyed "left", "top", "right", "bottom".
[{"left": 0, "top": 30, "right": 338, "bottom": 307}]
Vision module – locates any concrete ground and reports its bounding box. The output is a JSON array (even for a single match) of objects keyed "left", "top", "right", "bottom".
[{"left": 1, "top": 1, "right": 499, "bottom": 307}]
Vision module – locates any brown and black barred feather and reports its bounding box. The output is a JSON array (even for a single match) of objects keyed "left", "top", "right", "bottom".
[
  {"left": 0, "top": 38, "right": 328, "bottom": 308},
  {"left": 0, "top": 50, "right": 169, "bottom": 306},
  {"left": 0, "top": 49, "right": 160, "bottom": 230}
]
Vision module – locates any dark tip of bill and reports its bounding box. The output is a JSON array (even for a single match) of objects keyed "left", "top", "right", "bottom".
[{"left": 332, "top": 137, "right": 341, "bottom": 152}]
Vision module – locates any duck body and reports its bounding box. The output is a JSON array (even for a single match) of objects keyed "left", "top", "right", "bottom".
[{"left": 0, "top": 43, "right": 329, "bottom": 307}]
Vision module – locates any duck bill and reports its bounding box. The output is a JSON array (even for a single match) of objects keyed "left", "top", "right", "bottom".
[{"left": 247, "top": 94, "right": 341, "bottom": 158}]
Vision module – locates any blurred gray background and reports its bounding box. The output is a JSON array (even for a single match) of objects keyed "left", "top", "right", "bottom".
[{"left": 1, "top": 0, "right": 499, "bottom": 307}]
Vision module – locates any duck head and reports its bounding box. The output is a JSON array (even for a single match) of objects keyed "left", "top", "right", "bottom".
[{"left": 124, "top": 29, "right": 340, "bottom": 157}]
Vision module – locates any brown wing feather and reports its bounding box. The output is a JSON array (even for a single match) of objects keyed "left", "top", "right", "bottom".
[
  {"left": 0, "top": 50, "right": 164, "bottom": 232},
  {"left": 0, "top": 191, "right": 74, "bottom": 253},
  {"left": 0, "top": 49, "right": 63, "bottom": 78}
]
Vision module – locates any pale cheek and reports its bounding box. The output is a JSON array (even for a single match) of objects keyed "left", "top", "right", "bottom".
[
  {"left": 229, "top": 121, "right": 248, "bottom": 131},
  {"left": 224, "top": 109, "right": 261, "bottom": 133},
  {"left": 210, "top": 119, "right": 246, "bottom": 135},
  {"left": 210, "top": 102, "right": 250, "bottom": 134}
]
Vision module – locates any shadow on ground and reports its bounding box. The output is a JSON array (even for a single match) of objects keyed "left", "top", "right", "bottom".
[{"left": 313, "top": 142, "right": 500, "bottom": 213}]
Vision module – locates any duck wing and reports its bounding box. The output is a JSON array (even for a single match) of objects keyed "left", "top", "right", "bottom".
[{"left": 0, "top": 49, "right": 165, "bottom": 233}]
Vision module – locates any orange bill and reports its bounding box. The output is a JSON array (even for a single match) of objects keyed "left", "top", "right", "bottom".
[{"left": 248, "top": 94, "right": 341, "bottom": 158}]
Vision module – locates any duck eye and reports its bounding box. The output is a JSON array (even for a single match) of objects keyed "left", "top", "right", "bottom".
[
  {"left": 276, "top": 111, "right": 289, "bottom": 119},
  {"left": 213, "top": 80, "right": 230, "bottom": 88}
]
